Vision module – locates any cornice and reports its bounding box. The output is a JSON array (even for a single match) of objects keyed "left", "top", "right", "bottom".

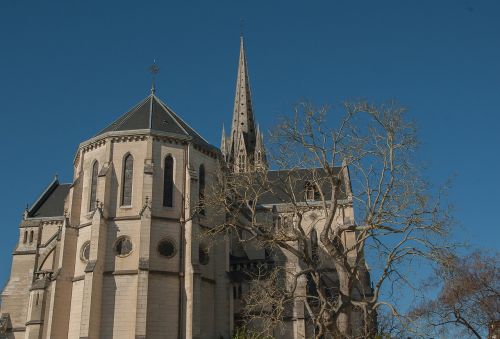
[
  {"left": 79, "top": 129, "right": 190, "bottom": 150},
  {"left": 74, "top": 129, "right": 219, "bottom": 160},
  {"left": 20, "top": 217, "right": 65, "bottom": 228}
]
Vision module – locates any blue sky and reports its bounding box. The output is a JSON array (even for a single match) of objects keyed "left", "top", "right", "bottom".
[{"left": 0, "top": 0, "right": 499, "bottom": 292}]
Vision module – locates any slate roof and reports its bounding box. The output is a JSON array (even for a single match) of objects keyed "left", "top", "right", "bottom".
[
  {"left": 261, "top": 168, "right": 348, "bottom": 205},
  {"left": 28, "top": 178, "right": 70, "bottom": 218},
  {"left": 96, "top": 94, "right": 214, "bottom": 149},
  {"left": 254, "top": 167, "right": 349, "bottom": 205}
]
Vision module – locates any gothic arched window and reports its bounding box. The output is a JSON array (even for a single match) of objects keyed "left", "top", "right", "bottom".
[
  {"left": 199, "top": 164, "right": 205, "bottom": 215},
  {"left": 23, "top": 230, "right": 28, "bottom": 244},
  {"left": 29, "top": 230, "right": 34, "bottom": 243},
  {"left": 305, "top": 181, "right": 319, "bottom": 201},
  {"left": 163, "top": 155, "right": 174, "bottom": 207},
  {"left": 121, "top": 154, "right": 134, "bottom": 206},
  {"left": 89, "top": 161, "right": 99, "bottom": 211}
]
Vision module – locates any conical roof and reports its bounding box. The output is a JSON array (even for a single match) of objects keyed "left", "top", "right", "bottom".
[{"left": 96, "top": 93, "right": 212, "bottom": 148}]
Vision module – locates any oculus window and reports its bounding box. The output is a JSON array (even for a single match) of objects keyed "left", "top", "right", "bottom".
[
  {"left": 157, "top": 238, "right": 176, "bottom": 258},
  {"left": 115, "top": 236, "right": 133, "bottom": 257}
]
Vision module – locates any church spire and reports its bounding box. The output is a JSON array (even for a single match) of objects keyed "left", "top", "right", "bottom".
[
  {"left": 228, "top": 36, "right": 257, "bottom": 171},
  {"left": 226, "top": 36, "right": 257, "bottom": 171}
]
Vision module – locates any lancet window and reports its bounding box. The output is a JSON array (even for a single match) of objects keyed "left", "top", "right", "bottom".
[
  {"left": 89, "top": 161, "right": 99, "bottom": 211},
  {"left": 121, "top": 154, "right": 134, "bottom": 206},
  {"left": 163, "top": 155, "right": 174, "bottom": 207}
]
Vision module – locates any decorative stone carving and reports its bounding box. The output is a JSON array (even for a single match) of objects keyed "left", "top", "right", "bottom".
[
  {"left": 21, "top": 219, "right": 41, "bottom": 227},
  {"left": 84, "top": 260, "right": 97, "bottom": 273},
  {"left": 139, "top": 196, "right": 151, "bottom": 218},
  {"left": 0, "top": 313, "right": 11, "bottom": 336},
  {"left": 31, "top": 271, "right": 53, "bottom": 290},
  {"left": 81, "top": 139, "right": 106, "bottom": 153}
]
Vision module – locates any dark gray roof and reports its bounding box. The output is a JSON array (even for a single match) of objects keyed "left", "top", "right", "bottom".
[
  {"left": 257, "top": 167, "right": 348, "bottom": 205},
  {"left": 96, "top": 94, "right": 214, "bottom": 149},
  {"left": 28, "top": 178, "right": 70, "bottom": 218}
]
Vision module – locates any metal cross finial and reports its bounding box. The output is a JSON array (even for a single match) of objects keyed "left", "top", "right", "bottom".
[
  {"left": 149, "top": 60, "right": 160, "bottom": 95},
  {"left": 240, "top": 18, "right": 244, "bottom": 38}
]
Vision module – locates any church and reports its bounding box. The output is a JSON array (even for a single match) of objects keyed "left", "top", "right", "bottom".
[{"left": 0, "top": 38, "right": 364, "bottom": 339}]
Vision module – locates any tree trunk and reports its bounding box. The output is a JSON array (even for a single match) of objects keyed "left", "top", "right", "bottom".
[{"left": 336, "top": 264, "right": 352, "bottom": 337}]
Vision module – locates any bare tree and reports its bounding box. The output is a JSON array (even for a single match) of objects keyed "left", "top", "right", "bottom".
[
  {"left": 374, "top": 307, "right": 411, "bottom": 339},
  {"left": 202, "top": 101, "right": 451, "bottom": 338},
  {"left": 410, "top": 250, "right": 500, "bottom": 338}
]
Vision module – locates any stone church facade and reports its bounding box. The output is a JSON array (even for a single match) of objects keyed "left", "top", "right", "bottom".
[{"left": 0, "top": 39, "right": 365, "bottom": 339}]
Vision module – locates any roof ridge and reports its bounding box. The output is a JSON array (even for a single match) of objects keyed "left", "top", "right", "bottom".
[
  {"left": 113, "top": 96, "right": 150, "bottom": 131},
  {"left": 95, "top": 95, "right": 150, "bottom": 136},
  {"left": 94, "top": 93, "right": 215, "bottom": 150},
  {"left": 152, "top": 95, "right": 189, "bottom": 135},
  {"left": 153, "top": 95, "right": 211, "bottom": 144},
  {"left": 148, "top": 94, "right": 154, "bottom": 129}
]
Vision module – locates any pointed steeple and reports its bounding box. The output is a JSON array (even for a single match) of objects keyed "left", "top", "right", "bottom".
[
  {"left": 255, "top": 124, "right": 262, "bottom": 149},
  {"left": 254, "top": 125, "right": 268, "bottom": 170},
  {"left": 229, "top": 36, "right": 257, "bottom": 167}
]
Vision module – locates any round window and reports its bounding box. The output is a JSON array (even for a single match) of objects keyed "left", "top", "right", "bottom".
[
  {"left": 199, "top": 247, "right": 209, "bottom": 265},
  {"left": 115, "top": 236, "right": 133, "bottom": 257},
  {"left": 157, "top": 239, "right": 176, "bottom": 258},
  {"left": 80, "top": 241, "right": 90, "bottom": 262}
]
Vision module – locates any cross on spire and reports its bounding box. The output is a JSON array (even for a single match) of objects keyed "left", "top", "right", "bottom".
[{"left": 149, "top": 60, "right": 160, "bottom": 95}]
